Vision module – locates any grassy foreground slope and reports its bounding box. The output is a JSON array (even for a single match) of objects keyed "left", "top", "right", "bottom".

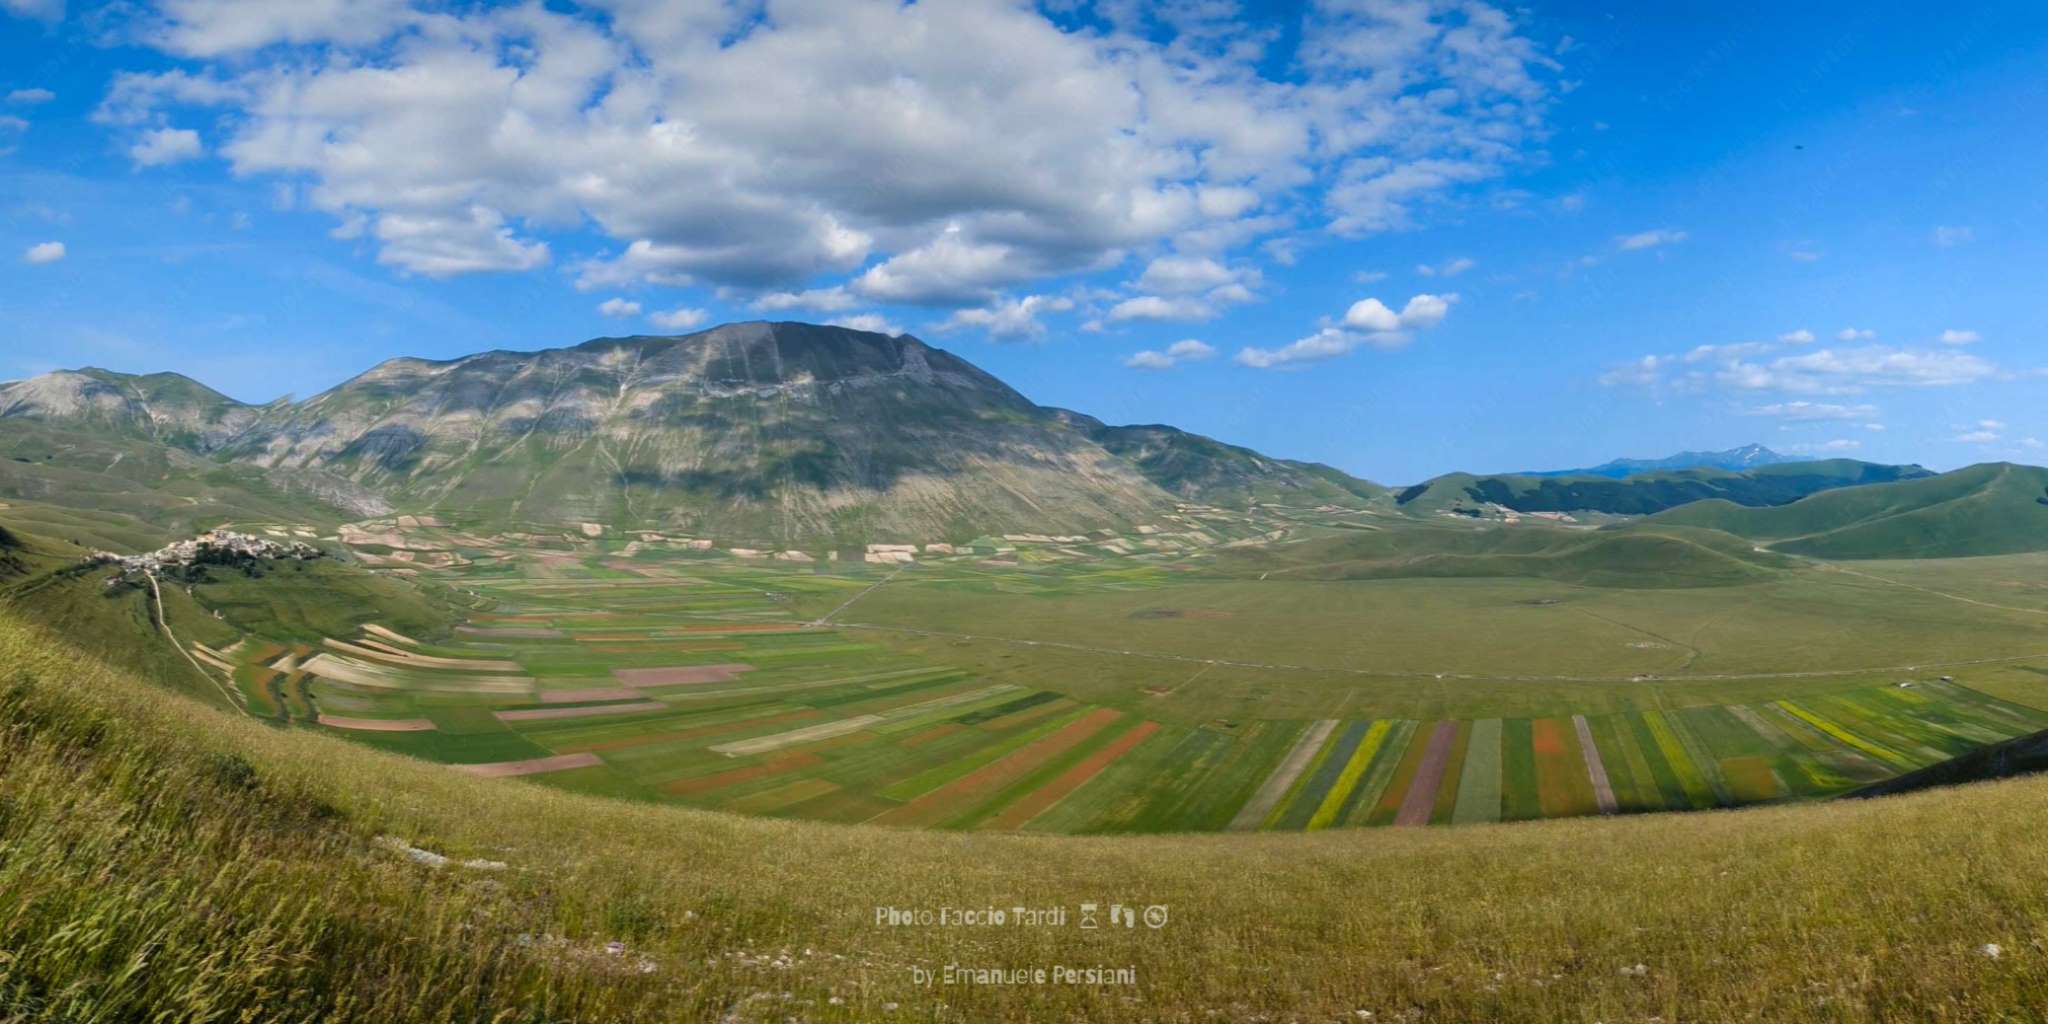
[
  {"left": 7, "top": 609, "right": 2048, "bottom": 1021},
  {"left": 1655, "top": 462, "right": 2048, "bottom": 559}
]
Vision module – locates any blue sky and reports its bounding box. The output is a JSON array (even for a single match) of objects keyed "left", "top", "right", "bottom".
[{"left": 3, "top": 1, "right": 2046, "bottom": 484}]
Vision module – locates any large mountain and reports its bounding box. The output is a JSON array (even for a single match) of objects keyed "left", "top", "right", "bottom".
[
  {"left": 0, "top": 367, "right": 260, "bottom": 450},
  {"left": 1395, "top": 459, "right": 1932, "bottom": 518},
  {"left": 0, "top": 322, "right": 1383, "bottom": 543},
  {"left": 1519, "top": 443, "right": 1801, "bottom": 479}
]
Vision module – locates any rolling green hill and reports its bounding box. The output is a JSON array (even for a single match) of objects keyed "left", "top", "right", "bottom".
[
  {"left": 1212, "top": 521, "right": 1795, "bottom": 587},
  {"left": 1395, "top": 458, "right": 1933, "bottom": 517},
  {"left": 1652, "top": 462, "right": 2048, "bottom": 558}
]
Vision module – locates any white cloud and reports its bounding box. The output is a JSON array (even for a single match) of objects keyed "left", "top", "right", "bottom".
[
  {"left": 98, "top": 0, "right": 1556, "bottom": 295},
  {"left": 597, "top": 297, "right": 642, "bottom": 317},
  {"left": 153, "top": 0, "right": 417, "bottom": 57},
  {"left": 1416, "top": 257, "right": 1475, "bottom": 277},
  {"left": 1778, "top": 329, "right": 1815, "bottom": 345},
  {"left": 1939, "top": 329, "right": 1981, "bottom": 345},
  {"left": 1598, "top": 354, "right": 1668, "bottom": 389},
  {"left": 1236, "top": 327, "right": 1406, "bottom": 369},
  {"left": 1954, "top": 428, "right": 2000, "bottom": 444},
  {"left": 1931, "top": 225, "right": 1974, "bottom": 248},
  {"left": 1744, "top": 401, "right": 1879, "bottom": 422},
  {"left": 1343, "top": 298, "right": 1400, "bottom": 331},
  {"left": 752, "top": 287, "right": 858, "bottom": 313},
  {"left": 939, "top": 294, "right": 1074, "bottom": 340},
  {"left": 1607, "top": 342, "right": 1999, "bottom": 397},
  {"left": 6, "top": 88, "right": 54, "bottom": 104},
  {"left": 0, "top": 0, "right": 63, "bottom": 21},
  {"left": 649, "top": 306, "right": 709, "bottom": 331},
  {"left": 1108, "top": 295, "right": 1215, "bottom": 322},
  {"left": 1396, "top": 293, "right": 1455, "bottom": 329},
  {"left": 825, "top": 313, "right": 903, "bottom": 336},
  {"left": 1836, "top": 327, "right": 1875, "bottom": 342},
  {"left": 1352, "top": 270, "right": 1389, "bottom": 284},
  {"left": 1617, "top": 228, "right": 1687, "bottom": 251},
  {"left": 129, "top": 127, "right": 203, "bottom": 167},
  {"left": 23, "top": 241, "right": 64, "bottom": 264},
  {"left": 1124, "top": 338, "right": 1216, "bottom": 370},
  {"left": 1136, "top": 255, "right": 1238, "bottom": 295},
  {"left": 1785, "top": 439, "right": 1862, "bottom": 454},
  {"left": 374, "top": 206, "right": 549, "bottom": 277}
]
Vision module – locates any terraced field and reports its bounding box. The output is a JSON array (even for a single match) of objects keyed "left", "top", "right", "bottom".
[{"left": 187, "top": 532, "right": 2048, "bottom": 834}]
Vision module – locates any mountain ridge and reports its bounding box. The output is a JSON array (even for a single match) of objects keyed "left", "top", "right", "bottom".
[
  {"left": 0, "top": 321, "right": 1384, "bottom": 544},
  {"left": 1519, "top": 443, "right": 1802, "bottom": 479}
]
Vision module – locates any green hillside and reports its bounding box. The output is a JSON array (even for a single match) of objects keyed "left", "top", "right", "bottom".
[
  {"left": 11, "top": 594, "right": 2048, "bottom": 1021},
  {"left": 0, "top": 419, "right": 387, "bottom": 533},
  {"left": 1653, "top": 462, "right": 2048, "bottom": 558},
  {"left": 1396, "top": 459, "right": 1931, "bottom": 517},
  {"left": 1213, "top": 521, "right": 1795, "bottom": 587}
]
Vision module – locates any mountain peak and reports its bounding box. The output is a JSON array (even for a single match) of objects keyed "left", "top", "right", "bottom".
[{"left": 1523, "top": 444, "right": 1802, "bottom": 479}]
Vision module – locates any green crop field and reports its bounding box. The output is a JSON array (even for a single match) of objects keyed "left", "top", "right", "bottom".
[{"left": 68, "top": 512, "right": 2048, "bottom": 838}]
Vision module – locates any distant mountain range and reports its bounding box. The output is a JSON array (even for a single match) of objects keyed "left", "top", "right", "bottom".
[
  {"left": 0, "top": 322, "right": 1384, "bottom": 544},
  {"left": 1520, "top": 443, "right": 1801, "bottom": 478},
  {"left": 4, "top": 323, "right": 2042, "bottom": 556},
  {"left": 1396, "top": 460, "right": 1935, "bottom": 518}
]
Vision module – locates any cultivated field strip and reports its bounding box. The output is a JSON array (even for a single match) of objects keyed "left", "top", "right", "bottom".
[{"left": 200, "top": 552, "right": 2048, "bottom": 833}]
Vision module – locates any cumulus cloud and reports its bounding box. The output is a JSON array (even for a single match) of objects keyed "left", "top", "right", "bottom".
[
  {"left": 825, "top": 313, "right": 903, "bottom": 336},
  {"left": 129, "top": 127, "right": 203, "bottom": 167},
  {"left": 1939, "top": 329, "right": 1981, "bottom": 345},
  {"left": 649, "top": 306, "right": 709, "bottom": 330},
  {"left": 939, "top": 294, "right": 1074, "bottom": 340},
  {"left": 1108, "top": 295, "right": 1215, "bottom": 322},
  {"left": 1124, "top": 338, "right": 1216, "bottom": 370},
  {"left": 375, "top": 206, "right": 549, "bottom": 277},
  {"left": 1836, "top": 327, "right": 1876, "bottom": 341},
  {"left": 1778, "top": 329, "right": 1815, "bottom": 344},
  {"left": 6, "top": 88, "right": 54, "bottom": 104},
  {"left": 1136, "top": 255, "right": 1239, "bottom": 295},
  {"left": 1236, "top": 327, "right": 1393, "bottom": 369},
  {"left": 23, "top": 240, "right": 64, "bottom": 264},
  {"left": 94, "top": 0, "right": 1556, "bottom": 293},
  {"left": 597, "top": 297, "right": 642, "bottom": 317},
  {"left": 752, "top": 287, "right": 858, "bottom": 313},
  {"left": 1617, "top": 228, "right": 1687, "bottom": 251},
  {"left": 1240, "top": 293, "right": 1455, "bottom": 369}
]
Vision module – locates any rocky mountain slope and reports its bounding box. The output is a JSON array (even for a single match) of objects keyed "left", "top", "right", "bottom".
[{"left": 1, "top": 322, "right": 1385, "bottom": 544}]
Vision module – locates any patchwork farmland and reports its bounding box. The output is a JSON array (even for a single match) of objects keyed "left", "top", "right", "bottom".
[{"left": 189, "top": 524, "right": 2048, "bottom": 833}]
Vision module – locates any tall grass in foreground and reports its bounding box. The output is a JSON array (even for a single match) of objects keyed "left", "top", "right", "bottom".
[{"left": 5, "top": 608, "right": 2048, "bottom": 1022}]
